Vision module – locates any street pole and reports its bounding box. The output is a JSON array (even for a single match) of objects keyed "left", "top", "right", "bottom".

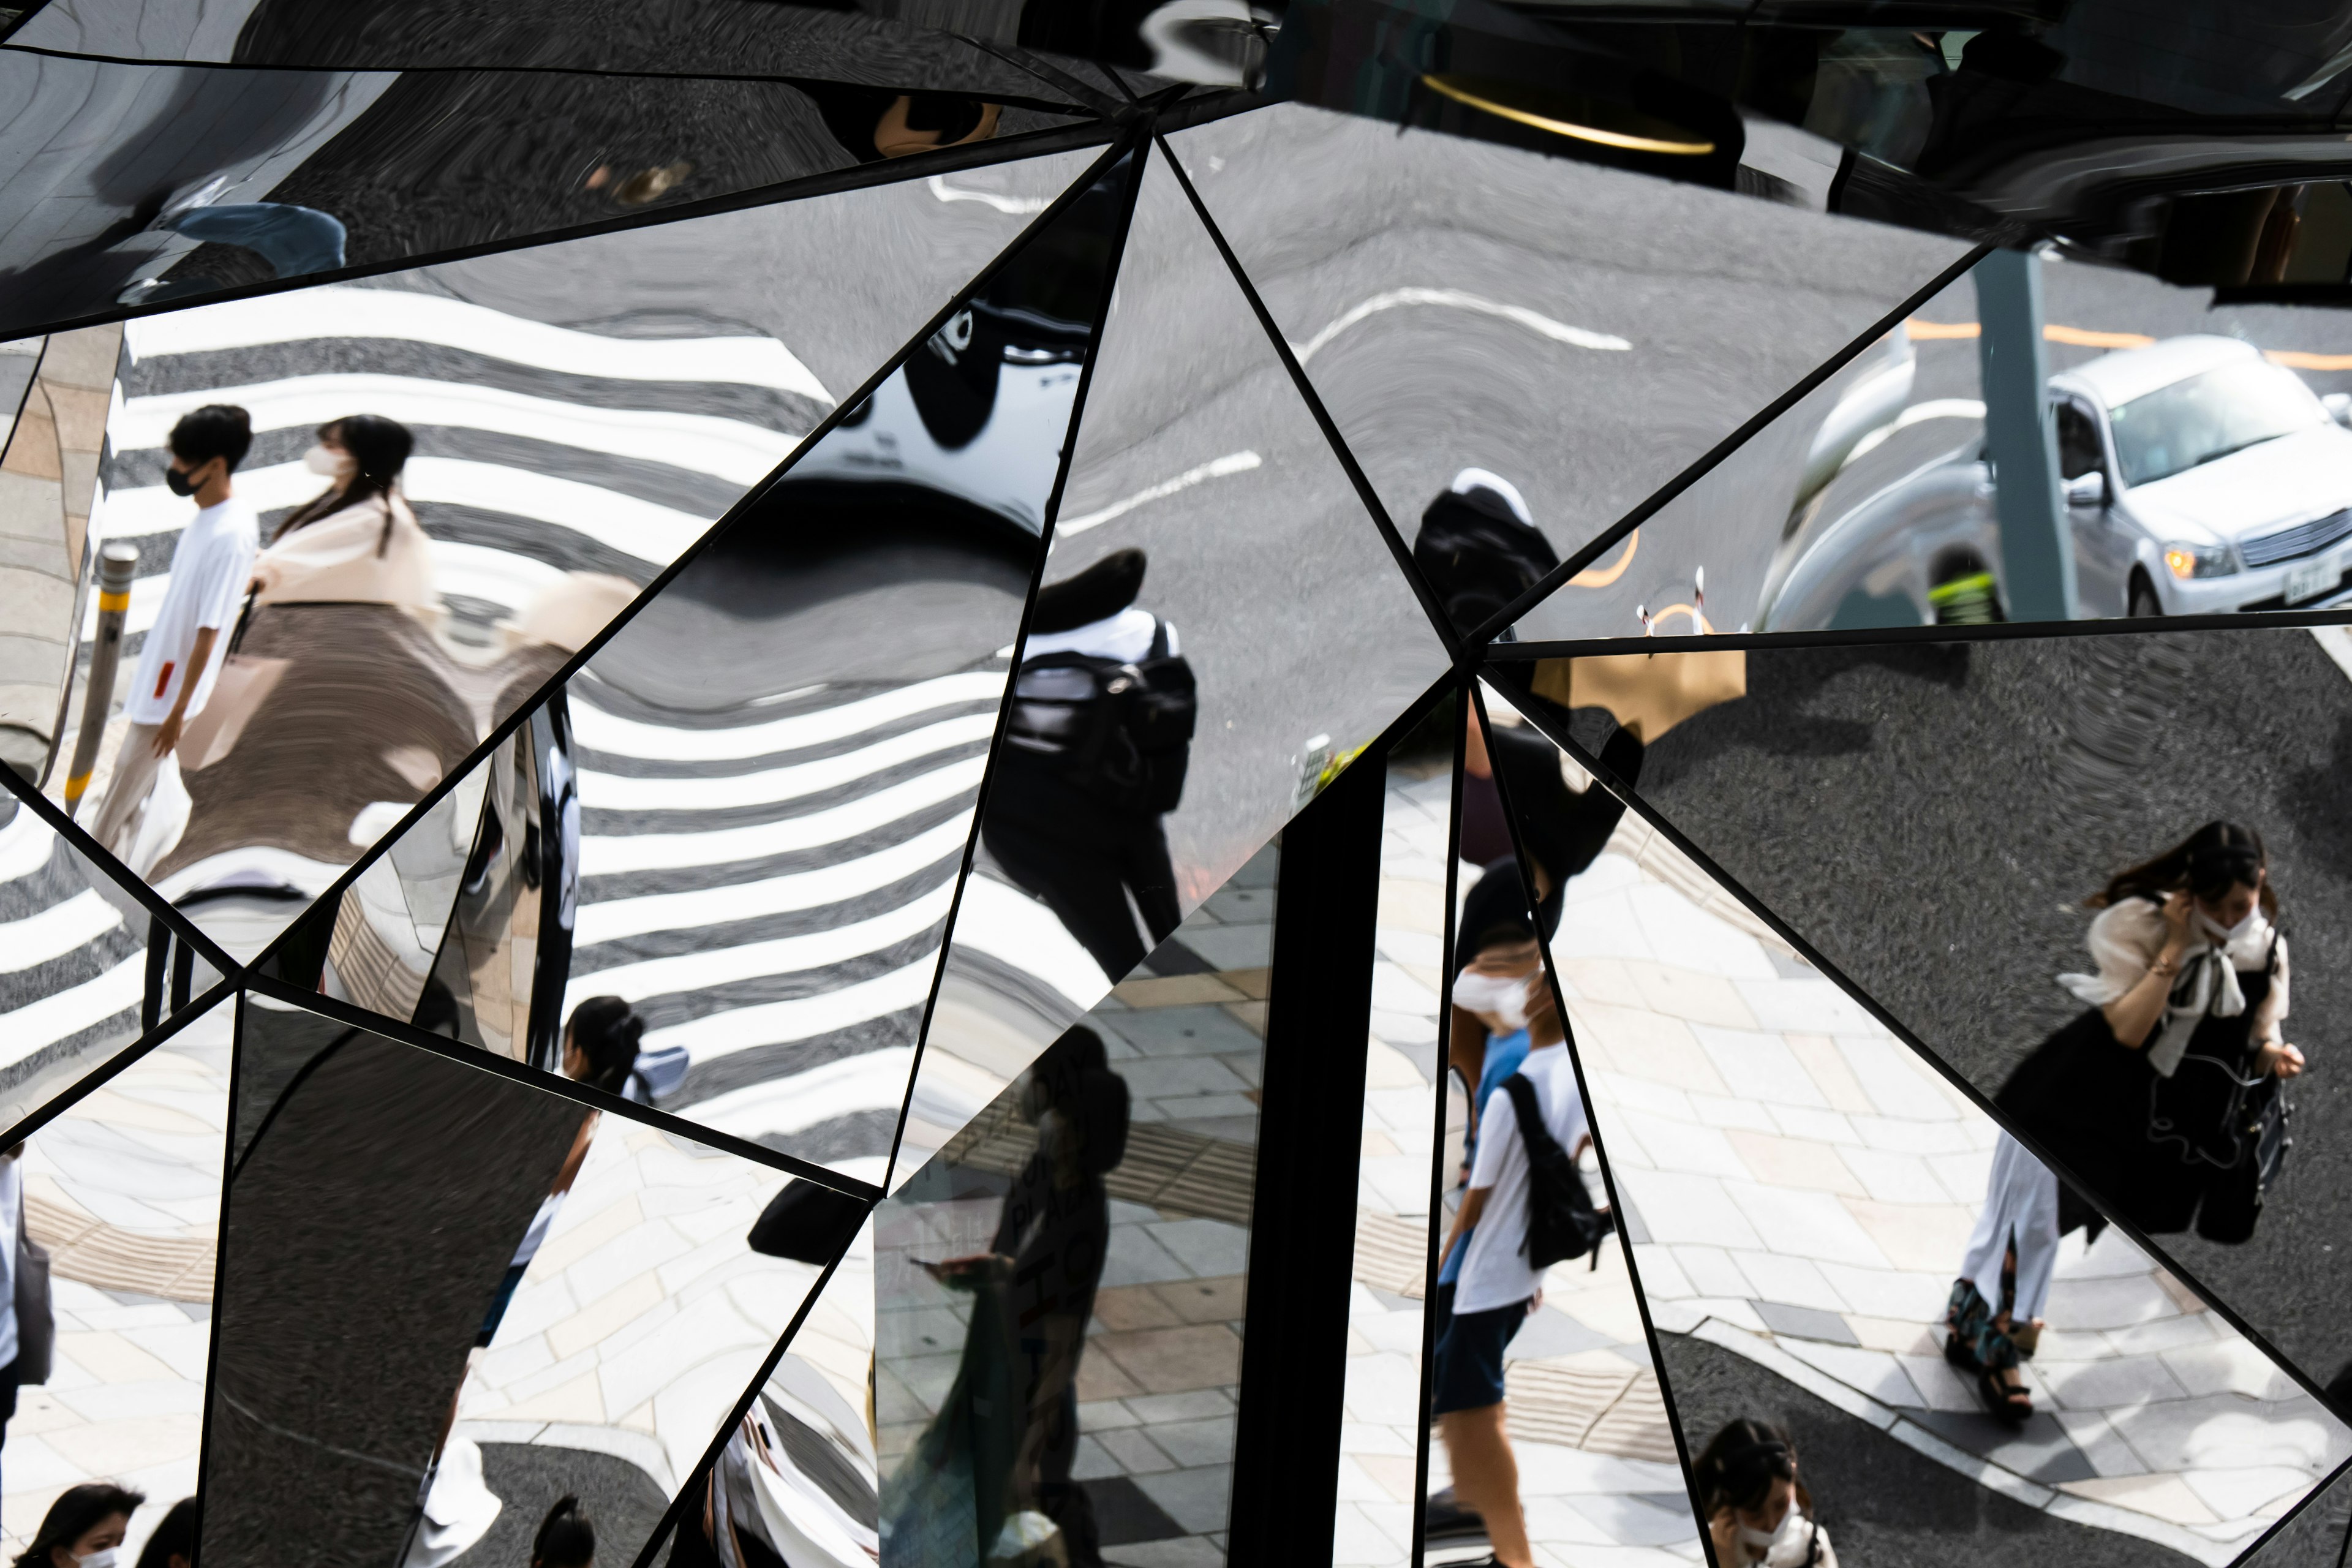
[
  {"left": 64, "top": 540, "right": 139, "bottom": 818},
  {"left": 1974, "top": 247, "right": 2076, "bottom": 622}
]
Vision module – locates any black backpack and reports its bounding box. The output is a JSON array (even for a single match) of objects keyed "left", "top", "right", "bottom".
[
  {"left": 1413, "top": 489, "right": 1561, "bottom": 632},
  {"left": 1005, "top": 620, "right": 1197, "bottom": 814},
  {"left": 1500, "top": 1072, "right": 1614, "bottom": 1268}
]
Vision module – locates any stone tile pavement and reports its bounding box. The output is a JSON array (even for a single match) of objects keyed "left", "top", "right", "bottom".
[
  {"left": 1556, "top": 809, "right": 2352, "bottom": 1566},
  {"left": 2, "top": 995, "right": 228, "bottom": 1563}
]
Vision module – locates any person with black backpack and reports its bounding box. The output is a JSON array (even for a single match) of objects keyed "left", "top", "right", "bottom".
[
  {"left": 1430, "top": 979, "right": 1607, "bottom": 1568},
  {"left": 1411, "top": 469, "right": 1561, "bottom": 636},
  {"left": 988, "top": 548, "right": 1197, "bottom": 981}
]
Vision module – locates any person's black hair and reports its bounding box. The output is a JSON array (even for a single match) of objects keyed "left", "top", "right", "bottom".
[
  {"left": 1454, "top": 857, "right": 1537, "bottom": 974},
  {"left": 1024, "top": 1024, "right": 1129, "bottom": 1177},
  {"left": 132, "top": 1496, "right": 197, "bottom": 1568},
  {"left": 565, "top": 996, "right": 643, "bottom": 1095},
  {"left": 532, "top": 1494, "right": 596, "bottom": 1568},
  {"left": 167, "top": 404, "right": 252, "bottom": 473},
  {"left": 1031, "top": 548, "right": 1147, "bottom": 635},
  {"left": 15, "top": 1483, "right": 146, "bottom": 1568},
  {"left": 1692, "top": 1419, "right": 1811, "bottom": 1520},
  {"left": 280, "top": 413, "right": 414, "bottom": 549},
  {"left": 2096, "top": 821, "right": 2278, "bottom": 921}
]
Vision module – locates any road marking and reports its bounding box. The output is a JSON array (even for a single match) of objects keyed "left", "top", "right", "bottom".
[
  {"left": 1054, "top": 450, "right": 1262, "bottom": 537},
  {"left": 1291, "top": 287, "right": 1630, "bottom": 366}
]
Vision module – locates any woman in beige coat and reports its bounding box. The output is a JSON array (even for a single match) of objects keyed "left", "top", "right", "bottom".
[{"left": 252, "top": 414, "right": 435, "bottom": 609}]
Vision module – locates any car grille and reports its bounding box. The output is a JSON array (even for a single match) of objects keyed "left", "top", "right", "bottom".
[{"left": 2241, "top": 507, "right": 2352, "bottom": 568}]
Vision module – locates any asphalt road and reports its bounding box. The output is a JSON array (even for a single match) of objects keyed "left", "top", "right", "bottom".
[
  {"left": 1605, "top": 624, "right": 2352, "bottom": 1397},
  {"left": 1658, "top": 1332, "right": 2198, "bottom": 1568}
]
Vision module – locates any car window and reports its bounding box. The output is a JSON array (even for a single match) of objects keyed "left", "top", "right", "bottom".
[
  {"left": 2055, "top": 403, "right": 2103, "bottom": 480},
  {"left": 2108, "top": 359, "right": 2326, "bottom": 486}
]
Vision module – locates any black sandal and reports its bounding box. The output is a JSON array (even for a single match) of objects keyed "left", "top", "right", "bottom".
[{"left": 1977, "top": 1365, "right": 2033, "bottom": 1423}]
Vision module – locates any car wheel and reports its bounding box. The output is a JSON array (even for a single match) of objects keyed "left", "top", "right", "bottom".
[{"left": 2127, "top": 576, "right": 2164, "bottom": 618}]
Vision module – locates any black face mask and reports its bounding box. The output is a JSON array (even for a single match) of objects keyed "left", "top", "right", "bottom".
[{"left": 164, "top": 463, "right": 201, "bottom": 497}]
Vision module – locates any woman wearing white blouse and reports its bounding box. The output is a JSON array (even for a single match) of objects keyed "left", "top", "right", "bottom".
[{"left": 1999, "top": 822, "right": 2303, "bottom": 1245}]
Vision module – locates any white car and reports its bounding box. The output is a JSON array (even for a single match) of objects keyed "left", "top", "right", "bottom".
[{"left": 1763, "top": 334, "right": 2352, "bottom": 628}]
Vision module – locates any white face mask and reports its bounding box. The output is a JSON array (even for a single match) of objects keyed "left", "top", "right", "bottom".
[
  {"left": 304, "top": 443, "right": 355, "bottom": 477},
  {"left": 2198, "top": 903, "right": 2260, "bottom": 943},
  {"left": 77, "top": 1550, "right": 120, "bottom": 1568},
  {"left": 1453, "top": 970, "right": 1532, "bottom": 1030}
]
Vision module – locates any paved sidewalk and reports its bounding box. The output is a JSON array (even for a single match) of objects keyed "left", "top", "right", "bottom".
[
  {"left": 2, "top": 997, "right": 228, "bottom": 1562},
  {"left": 1554, "top": 806, "right": 2352, "bottom": 1566}
]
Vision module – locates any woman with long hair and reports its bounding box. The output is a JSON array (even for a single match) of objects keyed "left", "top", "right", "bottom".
[
  {"left": 1692, "top": 1421, "right": 1835, "bottom": 1567},
  {"left": 15, "top": 1483, "right": 144, "bottom": 1568},
  {"left": 1999, "top": 821, "right": 2302, "bottom": 1246},
  {"left": 250, "top": 414, "right": 434, "bottom": 609}
]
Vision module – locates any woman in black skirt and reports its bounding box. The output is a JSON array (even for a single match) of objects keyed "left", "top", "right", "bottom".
[{"left": 1999, "top": 822, "right": 2304, "bottom": 1243}]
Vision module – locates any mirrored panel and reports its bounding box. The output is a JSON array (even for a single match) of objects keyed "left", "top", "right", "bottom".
[
  {"left": 213, "top": 993, "right": 864, "bottom": 1566},
  {"left": 877, "top": 851, "right": 1275, "bottom": 1567},
  {"left": 46, "top": 145, "right": 1103, "bottom": 965},
  {"left": 898, "top": 144, "right": 1450, "bottom": 1179},
  {"left": 0, "top": 47, "right": 1090, "bottom": 336},
  {"left": 1419, "top": 698, "right": 1691, "bottom": 1568},
  {"left": 0, "top": 787, "right": 221, "bottom": 1141},
  {"left": 1517, "top": 249, "right": 2352, "bottom": 642},
  {"left": 265, "top": 154, "right": 1137, "bottom": 1181},
  {"left": 669, "top": 1217, "right": 881, "bottom": 1568},
  {"left": 0, "top": 992, "right": 227, "bottom": 1567},
  {"left": 1166, "top": 102, "right": 1975, "bottom": 632},
  {"left": 1490, "top": 679, "right": 2352, "bottom": 1564},
  {"left": 1509, "top": 625, "right": 2352, "bottom": 1396}
]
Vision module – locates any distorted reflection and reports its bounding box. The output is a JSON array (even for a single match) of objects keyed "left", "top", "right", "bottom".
[
  {"left": 42, "top": 149, "right": 1100, "bottom": 966},
  {"left": 0, "top": 40, "right": 1087, "bottom": 336},
  {"left": 1517, "top": 249, "right": 2352, "bottom": 641},
  {"left": 270, "top": 157, "right": 1134, "bottom": 1178},
  {"left": 880, "top": 858, "right": 1274, "bottom": 1567},
  {"left": 1488, "top": 692, "right": 2352, "bottom": 1562},
  {"left": 0, "top": 998, "right": 227, "bottom": 1563}
]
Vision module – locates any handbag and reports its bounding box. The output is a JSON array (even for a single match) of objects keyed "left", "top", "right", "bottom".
[
  {"left": 13, "top": 1186, "right": 51, "bottom": 1384},
  {"left": 1528, "top": 649, "right": 1746, "bottom": 743}
]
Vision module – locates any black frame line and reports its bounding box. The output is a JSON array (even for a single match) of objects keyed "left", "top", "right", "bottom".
[
  {"left": 241, "top": 974, "right": 882, "bottom": 1200},
  {"left": 0, "top": 113, "right": 1121, "bottom": 344},
  {"left": 232, "top": 130, "right": 1142, "bottom": 985},
  {"left": 1466, "top": 241, "right": 1997, "bottom": 648},
  {"left": 0, "top": 974, "right": 235, "bottom": 1152},
  {"left": 1493, "top": 603, "right": 2352, "bottom": 658},
  {"left": 226, "top": 1019, "right": 358, "bottom": 1185},
  {"left": 879, "top": 132, "right": 1152, "bottom": 1191},
  {"left": 946, "top": 34, "right": 1132, "bottom": 119},
  {"left": 0, "top": 763, "right": 243, "bottom": 978},
  {"left": 1153, "top": 130, "right": 1470, "bottom": 669},
  {"left": 0, "top": 36, "right": 1094, "bottom": 111},
  {"left": 1480, "top": 662, "right": 2352, "bottom": 1422},
  {"left": 1469, "top": 678, "right": 1721, "bottom": 1559},
  {"left": 2222, "top": 1453, "right": 2352, "bottom": 1568},
  {"left": 2340, "top": 1475, "right": 2352, "bottom": 1568},
  {"left": 623, "top": 1228, "right": 865, "bottom": 1568},
  {"left": 1409, "top": 668, "right": 1472, "bottom": 1568}
]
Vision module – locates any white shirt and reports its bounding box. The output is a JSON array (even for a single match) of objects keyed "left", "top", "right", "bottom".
[
  {"left": 1021, "top": 606, "right": 1175, "bottom": 663},
  {"left": 1456, "top": 1043, "right": 1591, "bottom": 1314},
  {"left": 126, "top": 496, "right": 258, "bottom": 725}
]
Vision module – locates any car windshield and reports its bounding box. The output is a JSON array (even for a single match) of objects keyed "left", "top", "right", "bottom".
[{"left": 2108, "top": 359, "right": 2325, "bottom": 487}]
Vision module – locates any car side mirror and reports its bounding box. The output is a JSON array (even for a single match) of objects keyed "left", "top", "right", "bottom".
[
  {"left": 2063, "top": 470, "right": 2110, "bottom": 507},
  {"left": 2325, "top": 392, "right": 2352, "bottom": 429}
]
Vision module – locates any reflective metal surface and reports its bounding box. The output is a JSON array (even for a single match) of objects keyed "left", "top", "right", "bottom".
[
  {"left": 878, "top": 852, "right": 1274, "bottom": 1567},
  {"left": 899, "top": 146, "right": 1449, "bottom": 1180},
  {"left": 1490, "top": 695, "right": 2352, "bottom": 1563},
  {"left": 0, "top": 47, "right": 1091, "bottom": 339},
  {"left": 1514, "top": 253, "right": 2352, "bottom": 640},
  {"left": 1167, "top": 102, "right": 1973, "bottom": 623},
  {"left": 268, "top": 153, "right": 1134, "bottom": 1180},
  {"left": 45, "top": 148, "right": 1101, "bottom": 970}
]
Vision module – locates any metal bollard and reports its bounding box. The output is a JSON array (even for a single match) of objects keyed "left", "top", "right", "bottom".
[{"left": 63, "top": 540, "right": 140, "bottom": 818}]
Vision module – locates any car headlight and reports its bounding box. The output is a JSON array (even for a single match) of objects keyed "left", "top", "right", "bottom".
[{"left": 2164, "top": 542, "right": 2234, "bottom": 579}]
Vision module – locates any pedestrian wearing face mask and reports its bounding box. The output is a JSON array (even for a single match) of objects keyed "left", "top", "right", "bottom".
[
  {"left": 15, "top": 1482, "right": 145, "bottom": 1568},
  {"left": 86, "top": 406, "right": 258, "bottom": 861},
  {"left": 1694, "top": 1421, "right": 1835, "bottom": 1567},
  {"left": 2000, "top": 821, "right": 2301, "bottom": 1244},
  {"left": 249, "top": 415, "right": 433, "bottom": 611}
]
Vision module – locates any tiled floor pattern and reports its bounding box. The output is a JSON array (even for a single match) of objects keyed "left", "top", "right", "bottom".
[
  {"left": 447, "top": 1112, "right": 826, "bottom": 1504},
  {"left": 1559, "top": 807, "right": 2352, "bottom": 1567},
  {"left": 880, "top": 852, "right": 1275, "bottom": 1566},
  {"left": 2, "top": 1001, "right": 229, "bottom": 1562}
]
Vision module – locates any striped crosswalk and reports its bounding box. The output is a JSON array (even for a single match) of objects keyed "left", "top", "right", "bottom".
[{"left": 0, "top": 801, "right": 148, "bottom": 1129}]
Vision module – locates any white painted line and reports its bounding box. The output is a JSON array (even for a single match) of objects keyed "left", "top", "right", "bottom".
[
  {"left": 641, "top": 960, "right": 936, "bottom": 1058},
  {"left": 578, "top": 712, "right": 998, "bottom": 812},
  {"left": 568, "top": 880, "right": 954, "bottom": 1003},
  {"left": 0, "top": 952, "right": 143, "bottom": 1066},
  {"left": 1055, "top": 450, "right": 1262, "bottom": 538},
  {"left": 1291, "top": 287, "right": 1631, "bottom": 366},
  {"left": 570, "top": 671, "right": 1006, "bottom": 763},
  {"left": 0, "top": 889, "right": 124, "bottom": 974},
  {"left": 579, "top": 756, "right": 984, "bottom": 876}
]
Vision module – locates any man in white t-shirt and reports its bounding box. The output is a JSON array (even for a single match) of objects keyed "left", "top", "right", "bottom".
[
  {"left": 1432, "top": 989, "right": 1593, "bottom": 1568},
  {"left": 88, "top": 405, "right": 259, "bottom": 864}
]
